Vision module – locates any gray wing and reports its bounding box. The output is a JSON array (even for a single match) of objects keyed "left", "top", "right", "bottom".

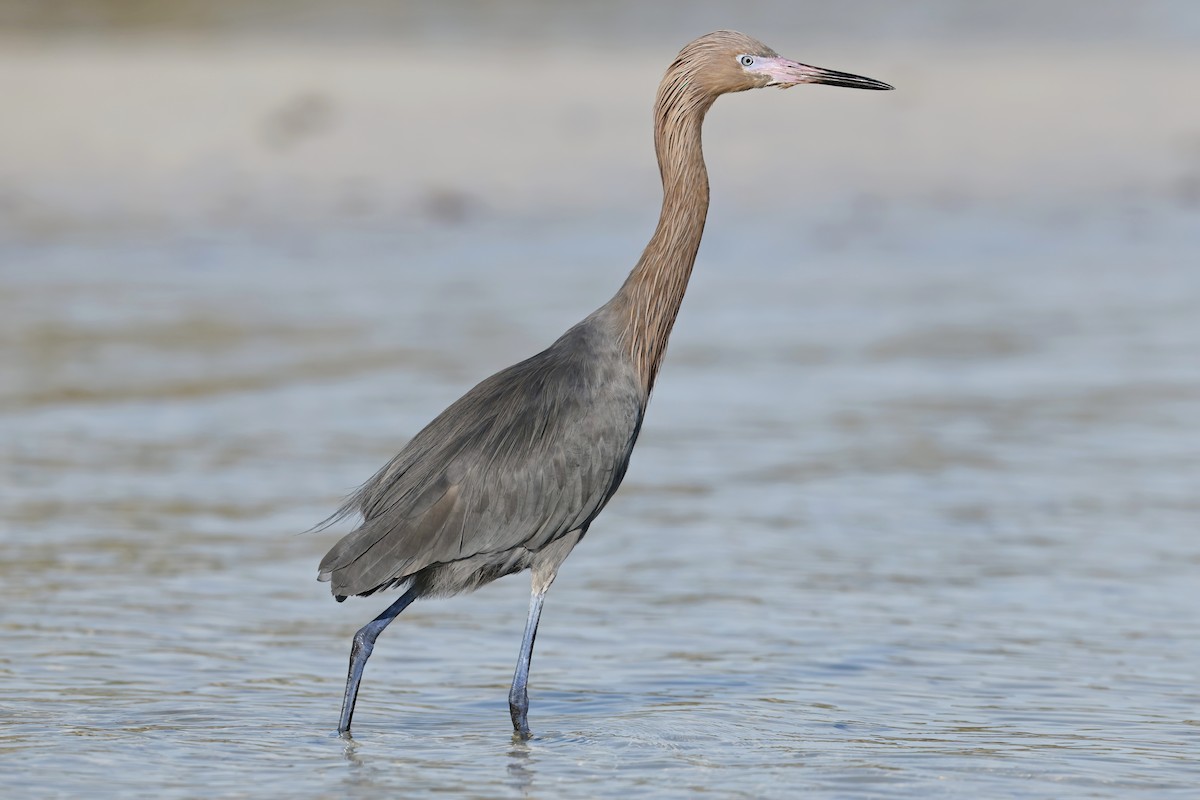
[{"left": 317, "top": 320, "right": 644, "bottom": 599}]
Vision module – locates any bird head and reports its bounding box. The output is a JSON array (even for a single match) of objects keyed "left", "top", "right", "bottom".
[{"left": 674, "top": 31, "right": 893, "bottom": 97}]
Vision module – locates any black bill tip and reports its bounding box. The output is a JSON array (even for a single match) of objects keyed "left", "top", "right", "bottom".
[{"left": 813, "top": 68, "right": 894, "bottom": 91}]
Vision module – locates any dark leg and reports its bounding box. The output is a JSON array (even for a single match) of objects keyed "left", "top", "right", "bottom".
[
  {"left": 338, "top": 586, "right": 419, "bottom": 735},
  {"left": 508, "top": 588, "right": 546, "bottom": 739}
]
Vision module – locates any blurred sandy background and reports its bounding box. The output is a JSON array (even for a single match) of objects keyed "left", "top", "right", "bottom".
[{"left": 2, "top": 0, "right": 1198, "bottom": 239}]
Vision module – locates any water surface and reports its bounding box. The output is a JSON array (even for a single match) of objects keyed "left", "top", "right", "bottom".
[{"left": 2, "top": 15, "right": 1200, "bottom": 798}]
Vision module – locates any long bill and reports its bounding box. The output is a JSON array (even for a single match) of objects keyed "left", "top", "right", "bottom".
[{"left": 758, "top": 58, "right": 894, "bottom": 91}]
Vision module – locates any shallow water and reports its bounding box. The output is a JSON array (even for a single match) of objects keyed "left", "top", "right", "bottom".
[
  {"left": 3, "top": 8, "right": 1200, "bottom": 795},
  {"left": 3, "top": 202, "right": 1199, "bottom": 797}
]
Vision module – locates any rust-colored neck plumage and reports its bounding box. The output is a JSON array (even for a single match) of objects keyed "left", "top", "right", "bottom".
[{"left": 612, "top": 59, "right": 717, "bottom": 396}]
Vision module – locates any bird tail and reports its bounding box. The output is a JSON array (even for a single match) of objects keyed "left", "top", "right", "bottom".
[{"left": 305, "top": 490, "right": 364, "bottom": 534}]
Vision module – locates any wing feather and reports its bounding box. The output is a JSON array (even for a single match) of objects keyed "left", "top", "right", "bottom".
[{"left": 318, "top": 319, "right": 643, "bottom": 598}]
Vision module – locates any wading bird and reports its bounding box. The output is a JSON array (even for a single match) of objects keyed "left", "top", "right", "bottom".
[{"left": 318, "top": 30, "right": 892, "bottom": 738}]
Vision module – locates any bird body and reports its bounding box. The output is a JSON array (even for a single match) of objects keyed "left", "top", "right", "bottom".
[
  {"left": 319, "top": 307, "right": 644, "bottom": 600},
  {"left": 317, "top": 30, "right": 892, "bottom": 738}
]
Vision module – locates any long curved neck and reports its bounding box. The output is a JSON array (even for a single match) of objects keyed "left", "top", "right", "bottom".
[{"left": 611, "top": 73, "right": 714, "bottom": 396}]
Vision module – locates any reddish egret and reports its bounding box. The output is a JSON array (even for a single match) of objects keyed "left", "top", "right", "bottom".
[{"left": 318, "top": 30, "right": 892, "bottom": 738}]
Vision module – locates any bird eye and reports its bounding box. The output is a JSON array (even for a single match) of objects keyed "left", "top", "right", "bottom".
[{"left": 740, "top": 55, "right": 755, "bottom": 67}]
